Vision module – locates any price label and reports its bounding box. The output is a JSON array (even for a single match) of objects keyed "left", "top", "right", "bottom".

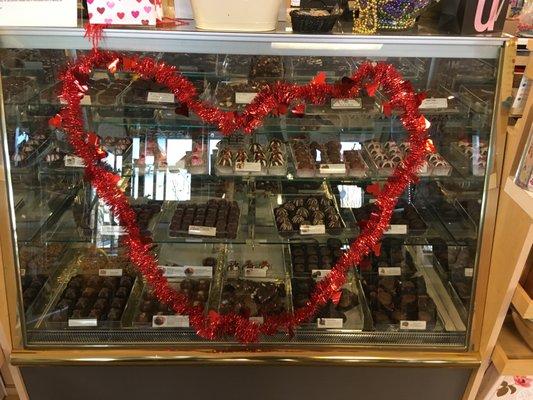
[
  {"left": 331, "top": 98, "right": 362, "bottom": 109},
  {"left": 244, "top": 268, "right": 267, "bottom": 278},
  {"left": 317, "top": 318, "right": 343, "bottom": 329},
  {"left": 249, "top": 316, "right": 264, "bottom": 324},
  {"left": 152, "top": 315, "right": 189, "bottom": 328},
  {"left": 147, "top": 92, "right": 175, "bottom": 103},
  {"left": 235, "top": 161, "right": 262, "bottom": 172},
  {"left": 419, "top": 98, "right": 448, "bottom": 110},
  {"left": 464, "top": 268, "right": 474, "bottom": 277},
  {"left": 311, "top": 269, "right": 331, "bottom": 281},
  {"left": 98, "top": 269, "right": 123, "bottom": 277},
  {"left": 235, "top": 92, "right": 257, "bottom": 104},
  {"left": 64, "top": 155, "right": 85, "bottom": 168},
  {"left": 290, "top": 0, "right": 300, "bottom": 6},
  {"left": 92, "top": 71, "right": 110, "bottom": 80},
  {"left": 300, "top": 224, "right": 325, "bottom": 235},
  {"left": 68, "top": 318, "right": 97, "bottom": 327},
  {"left": 400, "top": 320, "right": 427, "bottom": 330},
  {"left": 319, "top": 164, "right": 346, "bottom": 174},
  {"left": 20, "top": 268, "right": 26, "bottom": 277},
  {"left": 159, "top": 266, "right": 213, "bottom": 278},
  {"left": 99, "top": 225, "right": 126, "bottom": 235},
  {"left": 385, "top": 224, "right": 408, "bottom": 235},
  {"left": 422, "top": 245, "right": 433, "bottom": 254},
  {"left": 378, "top": 267, "right": 401, "bottom": 276},
  {"left": 61, "top": 96, "right": 91, "bottom": 105},
  {"left": 188, "top": 226, "right": 216, "bottom": 237},
  {"left": 23, "top": 61, "right": 43, "bottom": 69}
]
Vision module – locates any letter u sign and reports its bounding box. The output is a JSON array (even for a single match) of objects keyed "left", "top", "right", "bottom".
[{"left": 474, "top": 0, "right": 507, "bottom": 32}]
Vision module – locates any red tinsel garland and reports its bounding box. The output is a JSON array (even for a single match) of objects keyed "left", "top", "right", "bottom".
[{"left": 55, "top": 49, "right": 429, "bottom": 343}]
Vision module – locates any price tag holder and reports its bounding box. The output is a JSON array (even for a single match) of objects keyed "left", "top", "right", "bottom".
[
  {"left": 317, "top": 318, "right": 343, "bottom": 329},
  {"left": 464, "top": 268, "right": 474, "bottom": 277},
  {"left": 147, "top": 92, "right": 175, "bottom": 103},
  {"left": 99, "top": 225, "right": 126, "bottom": 236},
  {"left": 64, "top": 155, "right": 85, "bottom": 168},
  {"left": 378, "top": 267, "right": 401, "bottom": 276},
  {"left": 244, "top": 268, "right": 268, "bottom": 278},
  {"left": 152, "top": 315, "right": 189, "bottom": 328},
  {"left": 419, "top": 98, "right": 448, "bottom": 110},
  {"left": 235, "top": 92, "right": 257, "bottom": 104},
  {"left": 300, "top": 224, "right": 325, "bottom": 235},
  {"left": 400, "top": 320, "right": 427, "bottom": 330},
  {"left": 311, "top": 269, "right": 331, "bottom": 281},
  {"left": 98, "top": 269, "right": 123, "bottom": 277},
  {"left": 249, "top": 316, "right": 264, "bottom": 324},
  {"left": 331, "top": 98, "right": 362, "bottom": 109},
  {"left": 68, "top": 319, "right": 97, "bottom": 327},
  {"left": 159, "top": 266, "right": 213, "bottom": 278},
  {"left": 385, "top": 224, "right": 408, "bottom": 235},
  {"left": 235, "top": 161, "right": 262, "bottom": 172},
  {"left": 319, "top": 164, "right": 346, "bottom": 174},
  {"left": 188, "top": 226, "right": 216, "bottom": 237}
]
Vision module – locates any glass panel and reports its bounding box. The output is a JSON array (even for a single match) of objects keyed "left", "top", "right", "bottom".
[{"left": 0, "top": 49, "right": 498, "bottom": 347}]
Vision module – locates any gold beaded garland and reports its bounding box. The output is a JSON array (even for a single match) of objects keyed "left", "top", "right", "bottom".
[{"left": 353, "top": 0, "right": 422, "bottom": 34}]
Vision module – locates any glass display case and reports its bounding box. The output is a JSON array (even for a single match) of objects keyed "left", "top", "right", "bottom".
[{"left": 0, "top": 28, "right": 508, "bottom": 352}]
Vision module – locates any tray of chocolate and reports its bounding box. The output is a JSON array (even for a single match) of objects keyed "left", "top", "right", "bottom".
[
  {"left": 214, "top": 80, "right": 269, "bottom": 109},
  {"left": 1, "top": 75, "right": 38, "bottom": 103},
  {"left": 272, "top": 195, "right": 345, "bottom": 238},
  {"left": 168, "top": 198, "right": 240, "bottom": 240},
  {"left": 217, "top": 55, "right": 284, "bottom": 79},
  {"left": 130, "top": 200, "right": 163, "bottom": 238},
  {"left": 215, "top": 138, "right": 287, "bottom": 176},
  {"left": 288, "top": 56, "right": 354, "bottom": 81},
  {"left": 217, "top": 278, "right": 291, "bottom": 323},
  {"left": 351, "top": 199, "right": 428, "bottom": 236},
  {"left": 10, "top": 130, "right": 53, "bottom": 168},
  {"left": 288, "top": 238, "right": 345, "bottom": 278},
  {"left": 161, "top": 53, "right": 218, "bottom": 75},
  {"left": 360, "top": 243, "right": 439, "bottom": 331},
  {"left": 450, "top": 139, "right": 488, "bottom": 177},
  {"left": 225, "top": 243, "right": 287, "bottom": 279},
  {"left": 430, "top": 198, "right": 477, "bottom": 239}
]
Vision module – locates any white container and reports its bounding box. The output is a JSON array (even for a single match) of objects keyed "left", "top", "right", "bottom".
[{"left": 190, "top": 0, "right": 283, "bottom": 31}]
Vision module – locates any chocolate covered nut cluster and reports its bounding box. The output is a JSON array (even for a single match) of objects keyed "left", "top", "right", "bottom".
[{"left": 219, "top": 279, "right": 287, "bottom": 317}]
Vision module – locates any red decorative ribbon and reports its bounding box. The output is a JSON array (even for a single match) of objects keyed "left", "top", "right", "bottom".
[{"left": 56, "top": 49, "right": 429, "bottom": 343}]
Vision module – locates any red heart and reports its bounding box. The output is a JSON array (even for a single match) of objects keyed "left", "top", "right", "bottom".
[
  {"left": 141, "top": 19, "right": 149, "bottom": 25},
  {"left": 60, "top": 54, "right": 429, "bottom": 343},
  {"left": 131, "top": 10, "right": 139, "bottom": 18},
  {"left": 148, "top": 0, "right": 155, "bottom": 4},
  {"left": 88, "top": 12, "right": 93, "bottom": 19},
  {"left": 97, "top": 6, "right": 105, "bottom": 14},
  {"left": 117, "top": 11, "right": 125, "bottom": 19}
]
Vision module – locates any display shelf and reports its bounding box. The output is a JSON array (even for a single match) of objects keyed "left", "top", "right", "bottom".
[
  {"left": 504, "top": 177, "right": 533, "bottom": 219},
  {"left": 512, "top": 284, "right": 533, "bottom": 320},
  {"left": 492, "top": 318, "right": 533, "bottom": 376}
]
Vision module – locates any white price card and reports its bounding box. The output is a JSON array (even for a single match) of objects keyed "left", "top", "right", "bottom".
[
  {"left": 152, "top": 315, "right": 189, "bottom": 328},
  {"left": 235, "top": 161, "right": 262, "bottom": 172},
  {"left": 99, "top": 225, "right": 126, "bottom": 236},
  {"left": 290, "top": 0, "right": 300, "bottom": 5},
  {"left": 68, "top": 319, "right": 97, "bottom": 327},
  {"left": 249, "top": 316, "right": 264, "bottom": 324},
  {"left": 419, "top": 98, "right": 448, "bottom": 110},
  {"left": 422, "top": 245, "right": 433, "bottom": 254},
  {"left": 244, "top": 268, "right": 268, "bottom": 278},
  {"left": 188, "top": 226, "right": 216, "bottom": 237},
  {"left": 331, "top": 98, "right": 362, "bottom": 109},
  {"left": 20, "top": 268, "right": 26, "bottom": 277},
  {"left": 0, "top": 0, "right": 77, "bottom": 27},
  {"left": 378, "top": 267, "right": 401, "bottom": 276},
  {"left": 317, "top": 318, "right": 343, "bottom": 329},
  {"left": 400, "top": 320, "right": 427, "bottom": 330},
  {"left": 338, "top": 185, "right": 362, "bottom": 208},
  {"left": 311, "top": 270, "right": 331, "bottom": 281},
  {"left": 300, "top": 224, "right": 325, "bottom": 235},
  {"left": 235, "top": 92, "right": 257, "bottom": 104},
  {"left": 319, "top": 164, "right": 346, "bottom": 174},
  {"left": 60, "top": 96, "right": 91, "bottom": 105},
  {"left": 147, "top": 92, "right": 175, "bottom": 103},
  {"left": 464, "top": 268, "right": 474, "bottom": 277},
  {"left": 98, "top": 269, "right": 123, "bottom": 277},
  {"left": 385, "top": 224, "right": 408, "bottom": 235},
  {"left": 64, "top": 155, "right": 85, "bottom": 168},
  {"left": 159, "top": 266, "right": 213, "bottom": 278}
]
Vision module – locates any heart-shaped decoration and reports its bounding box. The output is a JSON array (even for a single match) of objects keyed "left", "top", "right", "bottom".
[
  {"left": 117, "top": 12, "right": 125, "bottom": 19},
  {"left": 59, "top": 50, "right": 428, "bottom": 343},
  {"left": 104, "top": 18, "right": 113, "bottom": 24},
  {"left": 143, "top": 5, "right": 151, "bottom": 12},
  {"left": 97, "top": 6, "right": 105, "bottom": 14},
  {"left": 131, "top": 10, "right": 139, "bottom": 18},
  {"left": 87, "top": 0, "right": 94, "bottom": 4},
  {"left": 107, "top": 1, "right": 115, "bottom": 8},
  {"left": 141, "top": 19, "right": 149, "bottom": 25}
]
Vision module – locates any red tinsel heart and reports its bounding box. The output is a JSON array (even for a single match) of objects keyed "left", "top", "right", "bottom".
[{"left": 58, "top": 49, "right": 429, "bottom": 343}]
